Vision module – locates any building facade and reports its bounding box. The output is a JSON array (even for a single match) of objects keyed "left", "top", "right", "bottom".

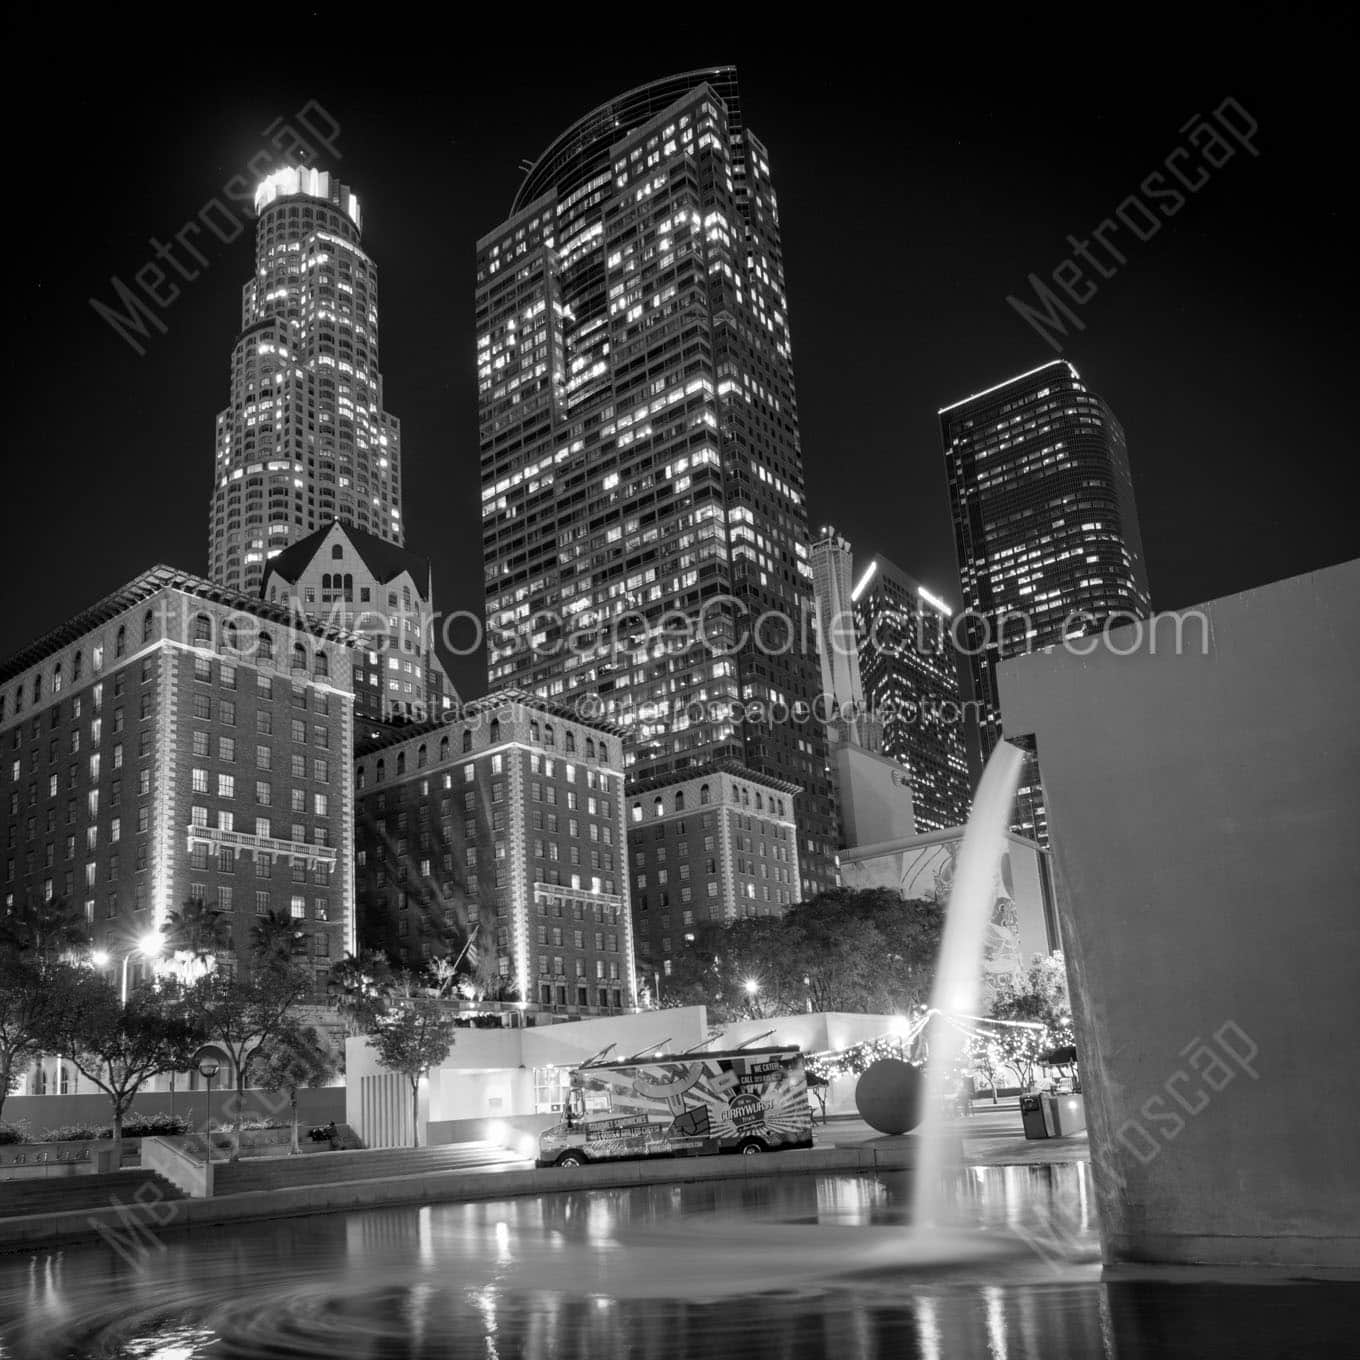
[
  {"left": 851, "top": 553, "right": 971, "bottom": 833},
  {"left": 0, "top": 566, "right": 358, "bottom": 994},
  {"left": 262, "top": 521, "right": 455, "bottom": 724},
  {"left": 353, "top": 692, "right": 636, "bottom": 1013},
  {"left": 809, "top": 526, "right": 874, "bottom": 749},
  {"left": 210, "top": 167, "right": 404, "bottom": 595},
  {"left": 627, "top": 763, "right": 801, "bottom": 988},
  {"left": 940, "top": 360, "right": 1151, "bottom": 844},
  {"left": 476, "top": 68, "right": 837, "bottom": 901}
]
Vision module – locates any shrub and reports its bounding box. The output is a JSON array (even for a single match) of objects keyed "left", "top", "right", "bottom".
[
  {"left": 101, "top": 1112, "right": 191, "bottom": 1139},
  {"left": 0, "top": 1120, "right": 32, "bottom": 1146},
  {"left": 39, "top": 1123, "right": 103, "bottom": 1143}
]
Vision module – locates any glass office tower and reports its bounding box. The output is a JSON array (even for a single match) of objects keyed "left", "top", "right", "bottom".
[
  {"left": 476, "top": 69, "right": 836, "bottom": 895},
  {"left": 941, "top": 360, "right": 1151, "bottom": 845}
]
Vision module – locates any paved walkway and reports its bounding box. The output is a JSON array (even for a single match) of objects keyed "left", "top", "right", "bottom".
[{"left": 812, "top": 1102, "right": 1089, "bottom": 1166}]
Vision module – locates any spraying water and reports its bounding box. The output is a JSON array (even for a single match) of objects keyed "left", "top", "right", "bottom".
[{"left": 911, "top": 740, "right": 1025, "bottom": 1228}]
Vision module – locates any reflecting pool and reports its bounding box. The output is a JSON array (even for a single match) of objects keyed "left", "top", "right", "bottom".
[{"left": 0, "top": 1164, "right": 1349, "bottom": 1358}]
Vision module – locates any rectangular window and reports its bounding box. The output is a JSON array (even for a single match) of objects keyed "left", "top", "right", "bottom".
[{"left": 217, "top": 774, "right": 235, "bottom": 799}]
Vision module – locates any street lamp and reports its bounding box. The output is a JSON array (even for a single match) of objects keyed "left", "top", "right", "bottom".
[
  {"left": 116, "top": 931, "right": 164, "bottom": 1005},
  {"left": 744, "top": 977, "right": 760, "bottom": 1019},
  {"left": 197, "top": 1056, "right": 220, "bottom": 1160}
]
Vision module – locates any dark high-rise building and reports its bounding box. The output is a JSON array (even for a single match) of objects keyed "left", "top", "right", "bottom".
[
  {"left": 210, "top": 168, "right": 404, "bottom": 596},
  {"left": 850, "top": 553, "right": 972, "bottom": 833},
  {"left": 940, "top": 360, "right": 1151, "bottom": 845},
  {"left": 476, "top": 68, "right": 836, "bottom": 899}
]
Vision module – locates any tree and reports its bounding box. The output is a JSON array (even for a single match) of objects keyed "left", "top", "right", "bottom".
[
  {"left": 0, "top": 957, "right": 77, "bottom": 1123},
  {"left": 51, "top": 972, "right": 205, "bottom": 1149},
  {"left": 368, "top": 1001, "right": 458, "bottom": 1148},
  {"left": 249, "top": 910, "right": 309, "bottom": 969},
  {"left": 189, "top": 927, "right": 313, "bottom": 1159},
  {"left": 326, "top": 949, "right": 395, "bottom": 1034},
  {"left": 257, "top": 1024, "right": 340, "bottom": 1154},
  {"left": 162, "top": 897, "right": 233, "bottom": 982},
  {"left": 0, "top": 895, "right": 91, "bottom": 971},
  {"left": 991, "top": 952, "right": 1073, "bottom": 1038}
]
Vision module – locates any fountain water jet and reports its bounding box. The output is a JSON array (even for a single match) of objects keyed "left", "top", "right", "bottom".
[{"left": 911, "top": 740, "right": 1025, "bottom": 1229}]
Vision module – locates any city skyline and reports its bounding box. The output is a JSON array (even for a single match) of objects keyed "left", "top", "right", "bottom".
[{"left": 8, "top": 31, "right": 1356, "bottom": 706}]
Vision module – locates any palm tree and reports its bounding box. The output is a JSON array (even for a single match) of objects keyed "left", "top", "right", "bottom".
[
  {"left": 0, "top": 896, "right": 91, "bottom": 973},
  {"left": 162, "top": 898, "right": 232, "bottom": 981},
  {"left": 249, "top": 910, "right": 308, "bottom": 973},
  {"left": 326, "top": 950, "right": 394, "bottom": 1034}
]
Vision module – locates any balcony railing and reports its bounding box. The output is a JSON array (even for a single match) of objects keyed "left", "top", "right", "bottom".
[{"left": 185, "top": 823, "right": 338, "bottom": 868}]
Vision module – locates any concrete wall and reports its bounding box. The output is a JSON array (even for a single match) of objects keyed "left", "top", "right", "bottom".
[
  {"left": 998, "top": 559, "right": 1360, "bottom": 1269},
  {"left": 1, "top": 1087, "right": 344, "bottom": 1135}
]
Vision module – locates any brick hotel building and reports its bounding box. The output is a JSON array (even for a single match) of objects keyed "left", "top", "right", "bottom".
[
  {"left": 353, "top": 693, "right": 636, "bottom": 1012},
  {"left": 0, "top": 566, "right": 358, "bottom": 991}
]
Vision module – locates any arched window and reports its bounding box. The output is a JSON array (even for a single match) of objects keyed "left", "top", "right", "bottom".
[
  {"left": 73, "top": 650, "right": 83, "bottom": 680},
  {"left": 32, "top": 674, "right": 41, "bottom": 702},
  {"left": 376, "top": 758, "right": 385, "bottom": 782},
  {"left": 357, "top": 766, "right": 366, "bottom": 790},
  {"left": 755, "top": 791, "right": 763, "bottom": 812},
  {"left": 417, "top": 744, "right": 428, "bottom": 768},
  {"left": 700, "top": 784, "right": 711, "bottom": 806},
  {"left": 741, "top": 787, "right": 750, "bottom": 807},
  {"left": 565, "top": 731, "right": 576, "bottom": 753},
  {"left": 675, "top": 790, "right": 685, "bottom": 812},
  {"left": 258, "top": 632, "right": 273, "bottom": 660},
  {"left": 439, "top": 735, "right": 450, "bottom": 760},
  {"left": 529, "top": 720, "right": 540, "bottom": 742},
  {"left": 322, "top": 573, "right": 332, "bottom": 591},
  {"left": 653, "top": 796, "right": 663, "bottom": 818},
  {"left": 544, "top": 724, "right": 555, "bottom": 748},
  {"left": 59, "top": 1064, "right": 71, "bottom": 1095},
  {"left": 292, "top": 642, "right": 307, "bottom": 673},
  {"left": 314, "top": 652, "right": 329, "bottom": 679},
  {"left": 462, "top": 730, "right": 473, "bottom": 754},
  {"left": 114, "top": 626, "right": 126, "bottom": 658},
  {"left": 52, "top": 663, "right": 62, "bottom": 693},
  {"left": 331, "top": 543, "right": 343, "bottom": 559},
  {"left": 489, "top": 718, "right": 501, "bottom": 743},
  {"left": 193, "top": 614, "right": 212, "bottom": 645},
  {"left": 585, "top": 737, "right": 595, "bottom": 759},
  {"left": 396, "top": 752, "right": 406, "bottom": 775},
  {"left": 598, "top": 743, "right": 608, "bottom": 764},
  {"left": 142, "top": 609, "right": 155, "bottom": 643},
  {"left": 631, "top": 803, "right": 642, "bottom": 823}
]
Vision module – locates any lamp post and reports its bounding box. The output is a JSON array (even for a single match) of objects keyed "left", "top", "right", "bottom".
[
  {"left": 92, "top": 932, "right": 164, "bottom": 1005},
  {"left": 197, "top": 1057, "right": 220, "bottom": 1160}
]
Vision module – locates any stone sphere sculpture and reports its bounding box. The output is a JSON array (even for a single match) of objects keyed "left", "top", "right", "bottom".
[{"left": 854, "top": 1058, "right": 923, "bottom": 1135}]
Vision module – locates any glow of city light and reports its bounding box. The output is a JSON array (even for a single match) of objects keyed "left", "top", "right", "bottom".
[{"left": 850, "top": 560, "right": 878, "bottom": 603}]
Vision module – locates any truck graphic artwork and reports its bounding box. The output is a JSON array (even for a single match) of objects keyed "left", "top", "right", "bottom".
[{"left": 537, "top": 1046, "right": 813, "bottom": 1167}]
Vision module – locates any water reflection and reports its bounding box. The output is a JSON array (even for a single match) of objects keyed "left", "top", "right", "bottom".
[{"left": 0, "top": 1165, "right": 1348, "bottom": 1359}]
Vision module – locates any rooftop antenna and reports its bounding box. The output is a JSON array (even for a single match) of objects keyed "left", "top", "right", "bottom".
[
  {"left": 578, "top": 1043, "right": 616, "bottom": 1068},
  {"left": 736, "top": 1029, "right": 776, "bottom": 1050}
]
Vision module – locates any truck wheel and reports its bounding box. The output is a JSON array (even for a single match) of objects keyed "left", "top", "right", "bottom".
[
  {"left": 556, "top": 1151, "right": 586, "bottom": 1167},
  {"left": 738, "top": 1139, "right": 765, "bottom": 1156}
]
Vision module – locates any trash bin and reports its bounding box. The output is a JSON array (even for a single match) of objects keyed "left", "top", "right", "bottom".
[
  {"left": 1019, "top": 1093, "right": 1050, "bottom": 1139},
  {"left": 1044, "top": 1093, "right": 1087, "bottom": 1137}
]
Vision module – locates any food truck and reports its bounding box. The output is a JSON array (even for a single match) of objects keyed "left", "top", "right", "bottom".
[{"left": 537, "top": 1043, "right": 813, "bottom": 1167}]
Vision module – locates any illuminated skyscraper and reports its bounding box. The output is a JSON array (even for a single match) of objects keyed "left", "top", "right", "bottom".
[
  {"left": 210, "top": 168, "right": 403, "bottom": 595},
  {"left": 940, "top": 359, "right": 1151, "bottom": 844},
  {"left": 850, "top": 553, "right": 971, "bottom": 833},
  {"left": 476, "top": 69, "right": 837, "bottom": 899}
]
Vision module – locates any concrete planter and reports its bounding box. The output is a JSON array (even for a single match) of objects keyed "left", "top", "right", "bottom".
[{"left": 0, "top": 1139, "right": 140, "bottom": 1178}]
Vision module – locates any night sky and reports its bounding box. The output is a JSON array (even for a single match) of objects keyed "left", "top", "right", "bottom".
[{"left": 7, "top": 11, "right": 1356, "bottom": 699}]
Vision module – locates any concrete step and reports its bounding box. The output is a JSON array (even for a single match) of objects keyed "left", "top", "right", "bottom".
[
  {"left": 0, "top": 1169, "right": 184, "bottom": 1220},
  {"left": 209, "top": 1141, "right": 523, "bottom": 1195}
]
